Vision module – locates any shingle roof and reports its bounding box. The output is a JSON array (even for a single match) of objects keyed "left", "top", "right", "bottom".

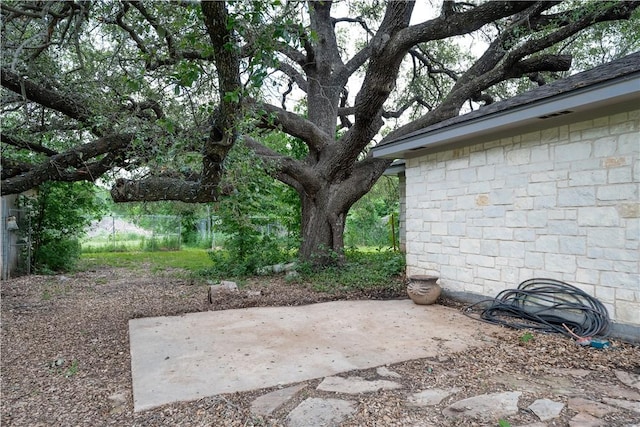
[{"left": 375, "top": 51, "right": 640, "bottom": 151}]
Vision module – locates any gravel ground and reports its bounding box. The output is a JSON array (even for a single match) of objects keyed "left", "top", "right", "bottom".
[{"left": 1, "top": 266, "right": 639, "bottom": 426}]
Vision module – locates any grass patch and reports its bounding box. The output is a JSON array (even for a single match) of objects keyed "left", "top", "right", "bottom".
[
  {"left": 79, "top": 247, "right": 406, "bottom": 296},
  {"left": 296, "top": 249, "right": 405, "bottom": 293},
  {"left": 79, "top": 248, "right": 212, "bottom": 273}
]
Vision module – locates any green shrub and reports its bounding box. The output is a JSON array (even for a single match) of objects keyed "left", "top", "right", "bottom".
[
  {"left": 296, "top": 248, "right": 405, "bottom": 293},
  {"left": 205, "top": 233, "right": 292, "bottom": 277},
  {"left": 35, "top": 239, "right": 82, "bottom": 272}
]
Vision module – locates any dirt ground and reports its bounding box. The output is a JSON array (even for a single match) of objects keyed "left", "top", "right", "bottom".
[{"left": 1, "top": 266, "right": 639, "bottom": 426}]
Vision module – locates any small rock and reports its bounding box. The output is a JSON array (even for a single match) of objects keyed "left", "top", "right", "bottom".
[
  {"left": 286, "top": 270, "right": 300, "bottom": 279},
  {"left": 615, "top": 370, "right": 640, "bottom": 391},
  {"left": 376, "top": 366, "right": 401, "bottom": 378},
  {"left": 442, "top": 391, "right": 521, "bottom": 419},
  {"left": 569, "top": 412, "right": 605, "bottom": 427},
  {"left": 208, "top": 281, "right": 238, "bottom": 302},
  {"left": 602, "top": 398, "right": 640, "bottom": 414},
  {"left": 285, "top": 397, "right": 355, "bottom": 427},
  {"left": 528, "top": 398, "right": 564, "bottom": 421},
  {"left": 108, "top": 391, "right": 128, "bottom": 414},
  {"left": 408, "top": 388, "right": 460, "bottom": 406},
  {"left": 317, "top": 376, "right": 402, "bottom": 394},
  {"left": 246, "top": 290, "right": 262, "bottom": 297},
  {"left": 568, "top": 397, "right": 617, "bottom": 418},
  {"left": 250, "top": 384, "right": 306, "bottom": 416}
]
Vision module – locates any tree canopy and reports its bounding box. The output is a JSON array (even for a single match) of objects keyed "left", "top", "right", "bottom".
[{"left": 2, "top": 0, "right": 639, "bottom": 263}]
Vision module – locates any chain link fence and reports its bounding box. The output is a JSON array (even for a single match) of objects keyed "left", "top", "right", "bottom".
[{"left": 82, "top": 215, "right": 182, "bottom": 252}]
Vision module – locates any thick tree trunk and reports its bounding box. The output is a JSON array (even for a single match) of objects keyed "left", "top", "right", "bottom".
[{"left": 298, "top": 189, "right": 347, "bottom": 266}]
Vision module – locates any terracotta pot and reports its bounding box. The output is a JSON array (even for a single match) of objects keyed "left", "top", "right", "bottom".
[{"left": 407, "top": 275, "right": 441, "bottom": 305}]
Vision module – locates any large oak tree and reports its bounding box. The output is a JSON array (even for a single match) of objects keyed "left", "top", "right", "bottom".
[{"left": 2, "top": 1, "right": 639, "bottom": 264}]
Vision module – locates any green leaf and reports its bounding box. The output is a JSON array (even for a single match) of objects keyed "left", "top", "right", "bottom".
[{"left": 223, "top": 91, "right": 240, "bottom": 103}]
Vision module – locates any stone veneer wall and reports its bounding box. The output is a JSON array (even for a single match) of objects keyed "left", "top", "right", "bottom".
[{"left": 404, "top": 109, "right": 639, "bottom": 335}]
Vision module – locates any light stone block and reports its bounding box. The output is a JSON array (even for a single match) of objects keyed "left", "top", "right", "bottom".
[
  {"left": 466, "top": 254, "right": 496, "bottom": 268},
  {"left": 587, "top": 228, "right": 626, "bottom": 249},
  {"left": 545, "top": 253, "right": 576, "bottom": 273},
  {"left": 431, "top": 222, "right": 448, "bottom": 235},
  {"left": 483, "top": 228, "right": 513, "bottom": 240},
  {"left": 569, "top": 120, "right": 593, "bottom": 132},
  {"left": 534, "top": 195, "right": 557, "bottom": 209},
  {"left": 547, "top": 220, "right": 579, "bottom": 235},
  {"left": 514, "top": 228, "right": 535, "bottom": 241},
  {"left": 581, "top": 124, "right": 610, "bottom": 140},
  {"left": 468, "top": 181, "right": 492, "bottom": 193},
  {"left": 559, "top": 236, "right": 586, "bottom": 255},
  {"left": 457, "top": 268, "right": 474, "bottom": 282},
  {"left": 514, "top": 197, "right": 534, "bottom": 210},
  {"left": 447, "top": 223, "right": 466, "bottom": 236},
  {"left": 492, "top": 188, "right": 515, "bottom": 205},
  {"left": 477, "top": 165, "right": 495, "bottom": 180},
  {"left": 475, "top": 268, "right": 500, "bottom": 282},
  {"left": 602, "top": 248, "right": 638, "bottom": 262},
  {"left": 577, "top": 207, "right": 620, "bottom": 226},
  {"left": 460, "top": 239, "right": 481, "bottom": 254},
  {"left": 618, "top": 132, "right": 640, "bottom": 154},
  {"left": 505, "top": 211, "right": 527, "bottom": 227},
  {"left": 555, "top": 141, "right": 592, "bottom": 161},
  {"left": 501, "top": 267, "right": 520, "bottom": 284},
  {"left": 447, "top": 157, "right": 469, "bottom": 170},
  {"left": 616, "top": 288, "right": 639, "bottom": 302},
  {"left": 602, "top": 303, "right": 616, "bottom": 321},
  {"left": 486, "top": 147, "right": 504, "bottom": 164},
  {"left": 499, "top": 241, "right": 525, "bottom": 258},
  {"left": 576, "top": 256, "right": 613, "bottom": 271},
  {"left": 594, "top": 136, "right": 617, "bottom": 156},
  {"left": 426, "top": 168, "right": 446, "bottom": 181},
  {"left": 595, "top": 286, "right": 616, "bottom": 303},
  {"left": 528, "top": 182, "right": 557, "bottom": 196},
  {"left": 558, "top": 187, "right": 595, "bottom": 207},
  {"left": 616, "top": 301, "right": 640, "bottom": 324},
  {"left": 527, "top": 211, "right": 548, "bottom": 227},
  {"left": 569, "top": 268, "right": 600, "bottom": 285},
  {"left": 531, "top": 145, "right": 550, "bottom": 162},
  {"left": 613, "top": 260, "right": 640, "bottom": 274},
  {"left": 525, "top": 252, "right": 545, "bottom": 269},
  {"left": 439, "top": 265, "right": 459, "bottom": 281},
  {"left": 464, "top": 283, "right": 484, "bottom": 295},
  {"left": 531, "top": 170, "right": 568, "bottom": 182},
  {"left": 469, "top": 151, "right": 487, "bottom": 166},
  {"left": 441, "top": 236, "right": 460, "bottom": 248},
  {"left": 601, "top": 271, "right": 639, "bottom": 289},
  {"left": 466, "top": 226, "right": 482, "bottom": 238},
  {"left": 568, "top": 170, "right": 607, "bottom": 186},
  {"left": 484, "top": 206, "right": 506, "bottom": 218},
  {"left": 608, "top": 167, "right": 632, "bottom": 184},
  {"left": 506, "top": 147, "right": 531, "bottom": 165},
  {"left": 480, "top": 240, "right": 499, "bottom": 256},
  {"left": 597, "top": 184, "right": 638, "bottom": 201},
  {"left": 535, "top": 235, "right": 559, "bottom": 253},
  {"left": 422, "top": 209, "right": 442, "bottom": 222}
]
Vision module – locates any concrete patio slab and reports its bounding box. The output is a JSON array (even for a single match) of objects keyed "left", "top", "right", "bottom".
[{"left": 129, "top": 299, "right": 496, "bottom": 411}]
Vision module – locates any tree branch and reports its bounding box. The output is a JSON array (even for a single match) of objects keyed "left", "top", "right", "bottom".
[
  {"left": 1, "top": 68, "right": 100, "bottom": 134},
  {"left": 1, "top": 133, "right": 59, "bottom": 156},
  {"left": 256, "top": 102, "right": 331, "bottom": 152},
  {"left": 1, "top": 133, "right": 133, "bottom": 195}
]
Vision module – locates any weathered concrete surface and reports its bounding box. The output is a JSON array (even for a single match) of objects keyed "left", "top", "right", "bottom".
[{"left": 129, "top": 300, "right": 497, "bottom": 411}]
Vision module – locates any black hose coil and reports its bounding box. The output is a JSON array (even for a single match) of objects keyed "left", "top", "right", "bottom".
[{"left": 464, "top": 278, "right": 611, "bottom": 338}]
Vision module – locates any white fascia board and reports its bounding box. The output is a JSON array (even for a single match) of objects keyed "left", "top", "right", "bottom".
[{"left": 373, "top": 75, "right": 640, "bottom": 159}]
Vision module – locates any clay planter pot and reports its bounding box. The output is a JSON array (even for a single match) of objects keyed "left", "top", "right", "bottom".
[{"left": 407, "top": 275, "right": 441, "bottom": 305}]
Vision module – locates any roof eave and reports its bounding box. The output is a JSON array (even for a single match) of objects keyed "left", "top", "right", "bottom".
[{"left": 372, "top": 73, "right": 640, "bottom": 159}]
